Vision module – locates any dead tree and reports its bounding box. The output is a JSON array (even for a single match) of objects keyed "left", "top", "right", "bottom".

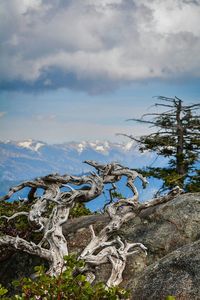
[{"left": 0, "top": 161, "right": 183, "bottom": 286}]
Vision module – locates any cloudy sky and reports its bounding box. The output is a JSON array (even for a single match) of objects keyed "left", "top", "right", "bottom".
[{"left": 0, "top": 0, "right": 200, "bottom": 143}]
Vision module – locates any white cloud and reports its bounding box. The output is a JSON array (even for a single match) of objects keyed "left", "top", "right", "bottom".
[{"left": 0, "top": 0, "right": 200, "bottom": 92}]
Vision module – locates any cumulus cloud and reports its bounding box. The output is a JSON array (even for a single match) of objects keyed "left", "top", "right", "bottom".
[{"left": 0, "top": 0, "right": 200, "bottom": 93}]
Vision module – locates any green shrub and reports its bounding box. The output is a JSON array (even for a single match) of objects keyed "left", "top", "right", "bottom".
[
  {"left": 69, "top": 203, "right": 91, "bottom": 218},
  {"left": 0, "top": 201, "right": 30, "bottom": 238},
  {"left": 1, "top": 255, "right": 129, "bottom": 299},
  {"left": 0, "top": 284, "right": 8, "bottom": 297}
]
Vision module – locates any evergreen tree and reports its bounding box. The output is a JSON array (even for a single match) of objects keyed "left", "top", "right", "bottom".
[{"left": 122, "top": 96, "right": 200, "bottom": 193}]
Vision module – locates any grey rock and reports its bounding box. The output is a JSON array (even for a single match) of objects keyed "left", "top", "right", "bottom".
[
  {"left": 121, "top": 192, "right": 200, "bottom": 266},
  {"left": 128, "top": 240, "right": 200, "bottom": 300},
  {"left": 0, "top": 192, "right": 200, "bottom": 299}
]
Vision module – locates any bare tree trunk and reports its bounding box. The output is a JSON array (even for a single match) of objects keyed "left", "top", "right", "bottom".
[{"left": 176, "top": 99, "right": 185, "bottom": 186}]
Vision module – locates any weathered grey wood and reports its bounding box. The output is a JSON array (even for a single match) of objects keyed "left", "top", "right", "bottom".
[{"left": 0, "top": 161, "right": 182, "bottom": 285}]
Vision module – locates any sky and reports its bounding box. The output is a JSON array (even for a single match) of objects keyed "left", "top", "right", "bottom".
[{"left": 0, "top": 0, "right": 200, "bottom": 144}]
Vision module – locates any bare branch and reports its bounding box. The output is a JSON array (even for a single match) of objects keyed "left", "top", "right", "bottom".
[
  {"left": 141, "top": 113, "right": 176, "bottom": 118},
  {"left": 116, "top": 133, "right": 142, "bottom": 143},
  {"left": 0, "top": 235, "right": 51, "bottom": 260},
  {"left": 126, "top": 118, "right": 156, "bottom": 125},
  {"left": 89, "top": 225, "right": 96, "bottom": 239},
  {"left": 0, "top": 161, "right": 184, "bottom": 286},
  {"left": 0, "top": 211, "right": 29, "bottom": 221},
  {"left": 0, "top": 180, "right": 46, "bottom": 201},
  {"left": 154, "top": 103, "right": 174, "bottom": 108},
  {"left": 138, "top": 186, "right": 183, "bottom": 211},
  {"left": 184, "top": 103, "right": 200, "bottom": 109},
  {"left": 155, "top": 96, "right": 177, "bottom": 103}
]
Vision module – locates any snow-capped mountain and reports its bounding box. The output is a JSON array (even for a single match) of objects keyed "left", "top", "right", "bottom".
[
  {"left": 0, "top": 139, "right": 154, "bottom": 176},
  {"left": 0, "top": 139, "right": 164, "bottom": 197},
  {"left": 17, "top": 139, "right": 45, "bottom": 152}
]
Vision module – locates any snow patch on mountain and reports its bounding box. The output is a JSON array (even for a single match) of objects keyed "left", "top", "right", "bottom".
[
  {"left": 123, "top": 141, "right": 135, "bottom": 151},
  {"left": 17, "top": 139, "right": 45, "bottom": 152},
  {"left": 89, "top": 141, "right": 111, "bottom": 154},
  {"left": 77, "top": 142, "right": 86, "bottom": 154},
  {"left": 72, "top": 141, "right": 113, "bottom": 154}
]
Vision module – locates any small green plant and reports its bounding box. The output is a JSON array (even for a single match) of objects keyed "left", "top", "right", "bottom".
[
  {"left": 0, "top": 201, "right": 30, "bottom": 238},
  {"left": 0, "top": 284, "right": 8, "bottom": 297},
  {"left": 111, "top": 191, "right": 126, "bottom": 199},
  {"left": 69, "top": 202, "right": 91, "bottom": 218},
  {"left": 8, "top": 255, "right": 129, "bottom": 299}
]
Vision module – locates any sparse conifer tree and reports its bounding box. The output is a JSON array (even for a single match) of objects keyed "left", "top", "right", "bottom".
[{"left": 120, "top": 96, "right": 200, "bottom": 193}]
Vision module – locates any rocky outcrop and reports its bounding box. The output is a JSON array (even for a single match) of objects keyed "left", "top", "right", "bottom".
[
  {"left": 121, "top": 192, "right": 200, "bottom": 265},
  {"left": 129, "top": 239, "right": 200, "bottom": 300},
  {"left": 65, "top": 192, "right": 200, "bottom": 299},
  {"left": 0, "top": 192, "right": 200, "bottom": 299}
]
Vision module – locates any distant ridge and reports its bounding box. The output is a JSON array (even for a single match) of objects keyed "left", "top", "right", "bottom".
[{"left": 0, "top": 139, "right": 166, "bottom": 198}]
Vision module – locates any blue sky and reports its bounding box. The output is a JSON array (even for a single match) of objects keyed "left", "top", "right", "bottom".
[{"left": 0, "top": 0, "right": 200, "bottom": 143}]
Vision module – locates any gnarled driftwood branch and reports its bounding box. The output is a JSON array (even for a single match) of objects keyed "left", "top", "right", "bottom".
[{"left": 0, "top": 161, "right": 183, "bottom": 285}]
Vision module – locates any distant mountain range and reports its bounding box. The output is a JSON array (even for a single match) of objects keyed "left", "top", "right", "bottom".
[
  {"left": 0, "top": 139, "right": 164, "bottom": 208},
  {"left": 0, "top": 139, "right": 157, "bottom": 180}
]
